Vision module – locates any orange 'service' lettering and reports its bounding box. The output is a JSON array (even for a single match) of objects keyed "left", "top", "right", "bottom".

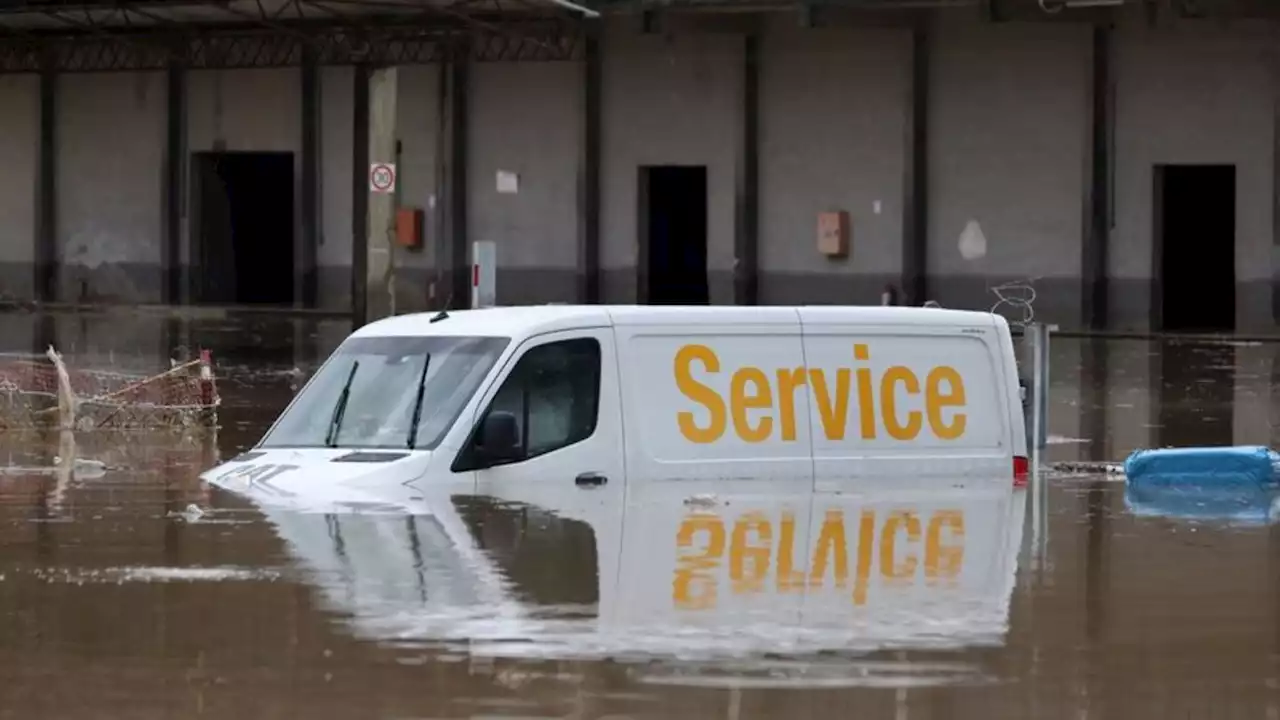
[{"left": 672, "top": 343, "right": 968, "bottom": 443}]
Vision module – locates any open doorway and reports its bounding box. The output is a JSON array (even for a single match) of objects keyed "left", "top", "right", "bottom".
[
  {"left": 639, "top": 166, "right": 708, "bottom": 305},
  {"left": 1154, "top": 164, "right": 1235, "bottom": 332},
  {"left": 192, "top": 151, "right": 295, "bottom": 306}
]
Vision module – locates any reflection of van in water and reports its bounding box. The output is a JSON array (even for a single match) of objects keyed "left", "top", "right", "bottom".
[
  {"left": 201, "top": 305, "right": 1027, "bottom": 497},
  {"left": 241, "top": 479, "right": 1026, "bottom": 657}
]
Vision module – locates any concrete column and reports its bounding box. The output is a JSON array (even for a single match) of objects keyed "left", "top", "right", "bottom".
[
  {"left": 300, "top": 50, "right": 319, "bottom": 309},
  {"left": 1084, "top": 24, "right": 1113, "bottom": 330},
  {"left": 1273, "top": 37, "right": 1280, "bottom": 326},
  {"left": 36, "top": 64, "right": 57, "bottom": 303},
  {"left": 901, "top": 19, "right": 930, "bottom": 306},
  {"left": 164, "top": 62, "right": 186, "bottom": 306},
  {"left": 297, "top": 52, "right": 320, "bottom": 364},
  {"left": 162, "top": 62, "right": 189, "bottom": 361},
  {"left": 447, "top": 55, "right": 469, "bottom": 310},
  {"left": 580, "top": 31, "right": 601, "bottom": 304},
  {"left": 734, "top": 32, "right": 760, "bottom": 306},
  {"left": 365, "top": 67, "right": 398, "bottom": 323},
  {"left": 352, "top": 65, "right": 369, "bottom": 325}
]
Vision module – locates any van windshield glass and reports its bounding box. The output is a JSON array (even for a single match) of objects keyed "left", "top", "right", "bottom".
[{"left": 259, "top": 335, "right": 510, "bottom": 450}]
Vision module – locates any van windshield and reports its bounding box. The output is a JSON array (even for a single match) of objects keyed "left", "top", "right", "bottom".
[{"left": 259, "top": 335, "right": 510, "bottom": 451}]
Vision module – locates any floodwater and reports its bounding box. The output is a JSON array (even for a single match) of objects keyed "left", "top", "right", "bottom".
[{"left": 2, "top": 310, "right": 1280, "bottom": 718}]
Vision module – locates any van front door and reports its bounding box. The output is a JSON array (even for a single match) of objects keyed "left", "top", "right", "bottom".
[{"left": 454, "top": 327, "right": 626, "bottom": 550}]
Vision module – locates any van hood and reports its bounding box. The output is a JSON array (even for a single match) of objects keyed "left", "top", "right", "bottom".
[{"left": 199, "top": 447, "right": 441, "bottom": 512}]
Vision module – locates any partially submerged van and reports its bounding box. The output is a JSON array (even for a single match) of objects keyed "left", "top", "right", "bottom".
[{"left": 201, "top": 305, "right": 1028, "bottom": 498}]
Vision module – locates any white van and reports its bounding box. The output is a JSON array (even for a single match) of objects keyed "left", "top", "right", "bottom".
[{"left": 201, "top": 305, "right": 1028, "bottom": 499}]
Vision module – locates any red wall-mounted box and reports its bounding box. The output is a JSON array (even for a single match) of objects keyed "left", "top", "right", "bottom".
[{"left": 396, "top": 207, "right": 425, "bottom": 250}]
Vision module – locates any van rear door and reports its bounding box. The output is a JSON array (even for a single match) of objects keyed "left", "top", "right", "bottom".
[
  {"left": 796, "top": 309, "right": 1013, "bottom": 492},
  {"left": 989, "top": 314, "right": 1029, "bottom": 472}
]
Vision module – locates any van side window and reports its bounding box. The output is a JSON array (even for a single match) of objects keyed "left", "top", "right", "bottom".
[{"left": 481, "top": 338, "right": 601, "bottom": 461}]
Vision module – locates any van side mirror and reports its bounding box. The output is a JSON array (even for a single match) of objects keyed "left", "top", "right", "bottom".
[{"left": 473, "top": 410, "right": 522, "bottom": 467}]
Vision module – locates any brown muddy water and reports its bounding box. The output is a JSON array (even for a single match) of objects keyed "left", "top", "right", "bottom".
[{"left": 1, "top": 311, "right": 1280, "bottom": 718}]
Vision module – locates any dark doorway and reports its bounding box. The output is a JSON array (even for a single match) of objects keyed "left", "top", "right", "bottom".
[
  {"left": 192, "top": 151, "right": 295, "bottom": 306},
  {"left": 1154, "top": 164, "right": 1235, "bottom": 332},
  {"left": 640, "top": 166, "right": 708, "bottom": 305}
]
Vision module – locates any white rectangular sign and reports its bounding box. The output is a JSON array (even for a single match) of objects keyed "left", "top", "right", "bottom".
[{"left": 496, "top": 170, "right": 519, "bottom": 195}]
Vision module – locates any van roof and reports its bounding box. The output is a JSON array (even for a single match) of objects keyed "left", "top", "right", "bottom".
[{"left": 353, "top": 305, "right": 1002, "bottom": 339}]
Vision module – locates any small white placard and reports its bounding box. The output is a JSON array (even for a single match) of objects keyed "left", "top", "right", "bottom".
[{"left": 496, "top": 170, "right": 519, "bottom": 195}]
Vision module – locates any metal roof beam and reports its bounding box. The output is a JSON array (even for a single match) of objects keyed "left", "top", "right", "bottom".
[
  {"left": 0, "top": 0, "right": 223, "bottom": 14},
  {"left": 0, "top": 10, "right": 571, "bottom": 36},
  {"left": 0, "top": 15, "right": 583, "bottom": 71}
]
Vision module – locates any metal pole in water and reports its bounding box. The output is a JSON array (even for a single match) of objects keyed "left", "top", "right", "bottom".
[
  {"left": 1030, "top": 455, "right": 1044, "bottom": 572},
  {"left": 1028, "top": 322, "right": 1042, "bottom": 565},
  {"left": 1026, "top": 322, "right": 1054, "bottom": 572},
  {"left": 1030, "top": 322, "right": 1049, "bottom": 453}
]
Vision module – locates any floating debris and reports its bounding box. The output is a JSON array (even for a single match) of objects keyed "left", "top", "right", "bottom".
[
  {"left": 1049, "top": 461, "right": 1125, "bottom": 476},
  {"left": 31, "top": 565, "right": 283, "bottom": 584},
  {"left": 167, "top": 503, "right": 208, "bottom": 523}
]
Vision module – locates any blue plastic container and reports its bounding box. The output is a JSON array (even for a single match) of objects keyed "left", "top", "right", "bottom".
[{"left": 1124, "top": 446, "right": 1280, "bottom": 524}]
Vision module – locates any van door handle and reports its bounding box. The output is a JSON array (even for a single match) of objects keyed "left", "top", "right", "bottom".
[{"left": 575, "top": 472, "right": 607, "bottom": 488}]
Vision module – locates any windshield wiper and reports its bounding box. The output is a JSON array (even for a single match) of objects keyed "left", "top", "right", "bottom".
[
  {"left": 406, "top": 354, "right": 432, "bottom": 449},
  {"left": 325, "top": 360, "right": 360, "bottom": 448}
]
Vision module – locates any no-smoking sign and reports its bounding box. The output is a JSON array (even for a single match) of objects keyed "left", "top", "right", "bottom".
[{"left": 369, "top": 163, "right": 396, "bottom": 194}]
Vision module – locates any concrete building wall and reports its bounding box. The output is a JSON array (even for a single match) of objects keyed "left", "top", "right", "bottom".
[
  {"left": 50, "top": 72, "right": 166, "bottom": 359},
  {"left": 317, "top": 65, "right": 443, "bottom": 313},
  {"left": 185, "top": 68, "right": 302, "bottom": 305},
  {"left": 393, "top": 65, "right": 442, "bottom": 311},
  {"left": 758, "top": 21, "right": 910, "bottom": 306},
  {"left": 317, "top": 59, "right": 585, "bottom": 311},
  {"left": 470, "top": 61, "right": 580, "bottom": 305},
  {"left": 57, "top": 72, "right": 166, "bottom": 305},
  {"left": 1111, "top": 19, "right": 1274, "bottom": 332},
  {"left": 930, "top": 15, "right": 1091, "bottom": 325},
  {"left": 600, "top": 21, "right": 743, "bottom": 303},
  {"left": 0, "top": 76, "right": 37, "bottom": 303},
  {"left": 187, "top": 68, "right": 301, "bottom": 153},
  {"left": 0, "top": 14, "right": 1272, "bottom": 333}
]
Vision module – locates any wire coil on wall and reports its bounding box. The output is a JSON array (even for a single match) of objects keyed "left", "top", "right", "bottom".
[
  {"left": 989, "top": 278, "right": 1038, "bottom": 328},
  {"left": 917, "top": 277, "right": 1039, "bottom": 329}
]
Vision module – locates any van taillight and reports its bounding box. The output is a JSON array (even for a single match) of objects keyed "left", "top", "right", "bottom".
[{"left": 1013, "top": 456, "right": 1029, "bottom": 487}]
